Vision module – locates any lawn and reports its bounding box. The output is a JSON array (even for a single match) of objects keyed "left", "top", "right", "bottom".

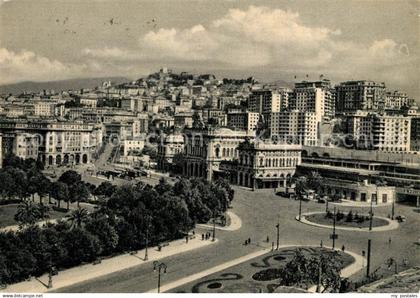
[
  {"left": 0, "top": 203, "right": 69, "bottom": 228},
  {"left": 305, "top": 212, "right": 389, "bottom": 228},
  {"left": 172, "top": 246, "right": 354, "bottom": 293}
]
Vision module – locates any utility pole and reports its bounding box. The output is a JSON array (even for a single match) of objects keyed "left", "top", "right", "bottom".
[
  {"left": 369, "top": 198, "right": 373, "bottom": 231},
  {"left": 276, "top": 215, "right": 280, "bottom": 250},
  {"left": 298, "top": 196, "right": 302, "bottom": 221},
  {"left": 391, "top": 201, "right": 395, "bottom": 220},
  {"left": 331, "top": 207, "right": 337, "bottom": 250},
  {"left": 145, "top": 225, "right": 149, "bottom": 261},
  {"left": 212, "top": 210, "right": 216, "bottom": 242},
  {"left": 366, "top": 239, "right": 371, "bottom": 278}
]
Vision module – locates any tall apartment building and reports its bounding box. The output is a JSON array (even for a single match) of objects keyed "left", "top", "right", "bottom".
[
  {"left": 0, "top": 134, "right": 2, "bottom": 168},
  {"left": 270, "top": 110, "right": 318, "bottom": 146},
  {"left": 227, "top": 112, "right": 259, "bottom": 132},
  {"left": 410, "top": 117, "right": 420, "bottom": 152},
  {"left": 385, "top": 91, "right": 411, "bottom": 110},
  {"left": 373, "top": 115, "right": 411, "bottom": 152},
  {"left": 346, "top": 113, "right": 411, "bottom": 151},
  {"left": 335, "top": 80, "right": 386, "bottom": 114},
  {"left": 289, "top": 80, "right": 335, "bottom": 122},
  {"left": 248, "top": 90, "right": 285, "bottom": 122}
]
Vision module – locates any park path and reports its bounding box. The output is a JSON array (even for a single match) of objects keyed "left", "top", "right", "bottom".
[
  {"left": 148, "top": 244, "right": 365, "bottom": 293},
  {"left": 197, "top": 211, "right": 242, "bottom": 231},
  {"left": 1, "top": 237, "right": 217, "bottom": 293}
]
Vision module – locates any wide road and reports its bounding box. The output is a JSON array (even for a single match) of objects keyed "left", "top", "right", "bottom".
[{"left": 56, "top": 187, "right": 420, "bottom": 293}]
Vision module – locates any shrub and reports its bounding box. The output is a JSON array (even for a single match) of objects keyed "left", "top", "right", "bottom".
[{"left": 346, "top": 211, "right": 354, "bottom": 222}]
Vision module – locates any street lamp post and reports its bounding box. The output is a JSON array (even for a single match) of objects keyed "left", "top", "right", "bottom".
[
  {"left": 331, "top": 207, "right": 337, "bottom": 250},
  {"left": 212, "top": 210, "right": 217, "bottom": 242},
  {"left": 276, "top": 215, "right": 280, "bottom": 250},
  {"left": 144, "top": 215, "right": 151, "bottom": 261},
  {"left": 47, "top": 266, "right": 53, "bottom": 289},
  {"left": 366, "top": 239, "right": 372, "bottom": 278},
  {"left": 391, "top": 201, "right": 395, "bottom": 220},
  {"left": 298, "top": 195, "right": 302, "bottom": 221},
  {"left": 153, "top": 261, "right": 167, "bottom": 293},
  {"left": 369, "top": 197, "right": 374, "bottom": 231}
]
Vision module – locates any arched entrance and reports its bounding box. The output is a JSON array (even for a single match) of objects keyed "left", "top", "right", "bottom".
[
  {"left": 82, "top": 154, "right": 88, "bottom": 164},
  {"left": 63, "top": 154, "right": 69, "bottom": 164},
  {"left": 48, "top": 156, "right": 53, "bottom": 165},
  {"left": 75, "top": 154, "right": 80, "bottom": 164},
  {"left": 56, "top": 155, "right": 62, "bottom": 165}
]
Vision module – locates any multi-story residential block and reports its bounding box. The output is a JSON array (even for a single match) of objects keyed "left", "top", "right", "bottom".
[
  {"left": 13, "top": 133, "right": 40, "bottom": 160},
  {"left": 123, "top": 138, "right": 145, "bottom": 156},
  {"left": 335, "top": 80, "right": 386, "bottom": 114},
  {"left": 270, "top": 111, "right": 318, "bottom": 146},
  {"left": 200, "top": 108, "right": 227, "bottom": 126},
  {"left": 157, "top": 133, "right": 184, "bottom": 171},
  {"left": 0, "top": 134, "right": 2, "bottom": 168},
  {"left": 385, "top": 91, "right": 411, "bottom": 110},
  {"left": 290, "top": 80, "right": 335, "bottom": 122},
  {"left": 410, "top": 117, "right": 420, "bottom": 152},
  {"left": 182, "top": 127, "right": 255, "bottom": 181},
  {"left": 0, "top": 119, "right": 102, "bottom": 166},
  {"left": 220, "top": 139, "right": 302, "bottom": 189},
  {"left": 227, "top": 111, "right": 259, "bottom": 132},
  {"left": 174, "top": 112, "right": 194, "bottom": 129},
  {"left": 248, "top": 90, "right": 284, "bottom": 122},
  {"left": 80, "top": 97, "right": 98, "bottom": 108}
]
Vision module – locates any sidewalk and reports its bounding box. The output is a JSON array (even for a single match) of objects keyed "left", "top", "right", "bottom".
[{"left": 1, "top": 237, "right": 217, "bottom": 293}]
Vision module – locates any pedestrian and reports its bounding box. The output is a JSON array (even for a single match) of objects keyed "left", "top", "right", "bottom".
[
  {"left": 341, "top": 245, "right": 345, "bottom": 252},
  {"left": 192, "top": 230, "right": 195, "bottom": 236},
  {"left": 320, "top": 240, "right": 323, "bottom": 248},
  {"left": 271, "top": 241, "right": 274, "bottom": 251},
  {"left": 266, "top": 236, "right": 270, "bottom": 243},
  {"left": 248, "top": 238, "right": 251, "bottom": 244},
  {"left": 388, "top": 237, "right": 392, "bottom": 245},
  {"left": 202, "top": 234, "right": 204, "bottom": 241}
]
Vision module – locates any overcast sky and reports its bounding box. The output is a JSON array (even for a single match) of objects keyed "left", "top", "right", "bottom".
[{"left": 0, "top": 0, "right": 418, "bottom": 97}]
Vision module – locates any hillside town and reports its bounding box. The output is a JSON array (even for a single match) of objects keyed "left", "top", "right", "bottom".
[{"left": 0, "top": 67, "right": 419, "bottom": 294}]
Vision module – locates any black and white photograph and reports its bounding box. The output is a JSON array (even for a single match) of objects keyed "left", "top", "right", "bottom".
[{"left": 0, "top": 0, "right": 419, "bottom": 296}]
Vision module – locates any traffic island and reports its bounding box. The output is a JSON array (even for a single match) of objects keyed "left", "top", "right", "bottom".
[{"left": 296, "top": 211, "right": 399, "bottom": 232}]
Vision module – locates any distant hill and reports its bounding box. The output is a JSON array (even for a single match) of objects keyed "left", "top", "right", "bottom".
[{"left": 0, "top": 77, "right": 131, "bottom": 95}]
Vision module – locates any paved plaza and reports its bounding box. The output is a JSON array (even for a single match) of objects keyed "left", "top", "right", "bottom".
[{"left": 50, "top": 186, "right": 420, "bottom": 293}]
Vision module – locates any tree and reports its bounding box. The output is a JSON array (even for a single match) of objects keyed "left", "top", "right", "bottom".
[
  {"left": 58, "top": 170, "right": 82, "bottom": 186},
  {"left": 49, "top": 181, "right": 69, "bottom": 209},
  {"left": 61, "top": 228, "right": 101, "bottom": 267},
  {"left": 155, "top": 177, "right": 172, "bottom": 195},
  {"left": 70, "top": 181, "right": 90, "bottom": 207},
  {"left": 280, "top": 249, "right": 343, "bottom": 292},
  {"left": 308, "top": 252, "right": 342, "bottom": 292},
  {"left": 307, "top": 171, "right": 324, "bottom": 193},
  {"left": 94, "top": 181, "right": 116, "bottom": 198},
  {"left": 14, "top": 201, "right": 42, "bottom": 227},
  {"left": 66, "top": 208, "right": 89, "bottom": 228},
  {"left": 85, "top": 216, "right": 119, "bottom": 255},
  {"left": 294, "top": 176, "right": 308, "bottom": 197}
]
